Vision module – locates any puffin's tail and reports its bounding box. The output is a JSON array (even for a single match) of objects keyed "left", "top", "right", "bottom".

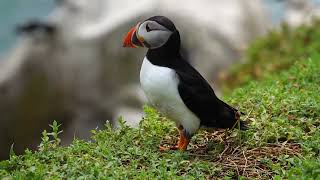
[
  {"left": 216, "top": 106, "right": 248, "bottom": 130},
  {"left": 216, "top": 100, "right": 248, "bottom": 130}
]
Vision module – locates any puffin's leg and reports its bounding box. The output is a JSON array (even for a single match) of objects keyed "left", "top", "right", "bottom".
[{"left": 177, "top": 129, "right": 190, "bottom": 151}]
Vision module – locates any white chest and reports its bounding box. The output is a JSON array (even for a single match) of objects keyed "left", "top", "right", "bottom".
[
  {"left": 140, "top": 57, "right": 178, "bottom": 108},
  {"left": 139, "top": 57, "right": 200, "bottom": 134}
]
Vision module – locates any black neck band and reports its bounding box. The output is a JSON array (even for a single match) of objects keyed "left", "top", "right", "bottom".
[{"left": 146, "top": 31, "right": 181, "bottom": 67}]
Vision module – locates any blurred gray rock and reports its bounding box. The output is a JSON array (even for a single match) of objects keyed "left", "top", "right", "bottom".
[
  {"left": 284, "top": 0, "right": 320, "bottom": 27},
  {"left": 0, "top": 0, "right": 269, "bottom": 159}
]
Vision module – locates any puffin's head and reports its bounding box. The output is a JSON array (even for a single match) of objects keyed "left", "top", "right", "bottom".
[{"left": 123, "top": 16, "right": 177, "bottom": 49}]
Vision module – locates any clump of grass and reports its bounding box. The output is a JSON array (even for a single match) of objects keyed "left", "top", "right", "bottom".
[{"left": 0, "top": 108, "right": 221, "bottom": 179}]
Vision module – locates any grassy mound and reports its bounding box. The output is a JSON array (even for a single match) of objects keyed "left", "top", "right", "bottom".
[
  {"left": 229, "top": 58, "right": 320, "bottom": 179},
  {"left": 220, "top": 21, "right": 320, "bottom": 90},
  {"left": 0, "top": 58, "right": 319, "bottom": 179}
]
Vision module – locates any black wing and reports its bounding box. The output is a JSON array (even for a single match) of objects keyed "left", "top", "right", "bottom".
[{"left": 172, "top": 57, "right": 242, "bottom": 129}]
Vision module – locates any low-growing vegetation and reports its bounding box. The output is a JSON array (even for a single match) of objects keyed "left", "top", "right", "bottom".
[{"left": 0, "top": 23, "right": 320, "bottom": 179}]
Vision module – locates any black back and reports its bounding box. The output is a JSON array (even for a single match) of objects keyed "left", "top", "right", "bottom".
[{"left": 146, "top": 17, "right": 245, "bottom": 129}]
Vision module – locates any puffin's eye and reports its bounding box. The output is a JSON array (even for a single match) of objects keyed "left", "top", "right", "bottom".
[{"left": 146, "top": 24, "right": 151, "bottom": 32}]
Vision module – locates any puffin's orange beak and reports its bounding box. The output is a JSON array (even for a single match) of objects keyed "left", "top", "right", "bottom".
[{"left": 123, "top": 23, "right": 144, "bottom": 48}]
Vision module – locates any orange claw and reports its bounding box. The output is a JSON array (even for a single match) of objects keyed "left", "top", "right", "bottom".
[{"left": 177, "top": 129, "right": 190, "bottom": 151}]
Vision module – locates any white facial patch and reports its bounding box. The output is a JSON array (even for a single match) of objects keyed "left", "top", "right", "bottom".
[{"left": 137, "top": 21, "right": 173, "bottom": 49}]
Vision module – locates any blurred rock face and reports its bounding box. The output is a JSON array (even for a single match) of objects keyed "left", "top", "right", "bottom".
[
  {"left": 0, "top": 0, "right": 269, "bottom": 159},
  {"left": 284, "top": 0, "right": 320, "bottom": 27}
]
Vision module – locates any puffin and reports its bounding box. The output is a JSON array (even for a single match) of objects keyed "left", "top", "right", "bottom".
[{"left": 123, "top": 16, "right": 246, "bottom": 151}]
